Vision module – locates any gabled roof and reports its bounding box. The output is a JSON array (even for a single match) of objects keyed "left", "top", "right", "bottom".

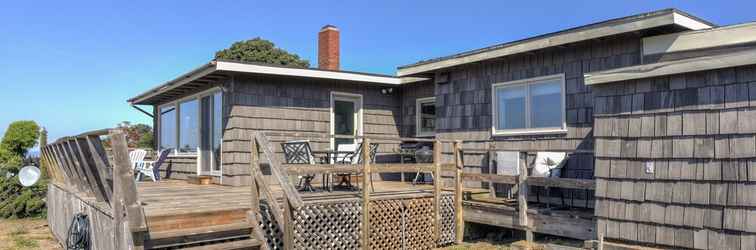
[
  {"left": 129, "top": 60, "right": 425, "bottom": 105},
  {"left": 397, "top": 8, "right": 714, "bottom": 77}
]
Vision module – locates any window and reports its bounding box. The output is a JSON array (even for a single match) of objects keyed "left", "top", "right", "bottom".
[
  {"left": 178, "top": 99, "right": 199, "bottom": 153},
  {"left": 159, "top": 105, "right": 177, "bottom": 151},
  {"left": 158, "top": 89, "right": 223, "bottom": 155},
  {"left": 492, "top": 74, "right": 565, "bottom": 135},
  {"left": 416, "top": 97, "right": 436, "bottom": 137}
]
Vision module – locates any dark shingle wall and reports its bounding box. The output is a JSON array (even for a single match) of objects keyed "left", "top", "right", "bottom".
[
  {"left": 220, "top": 74, "right": 402, "bottom": 186},
  {"left": 435, "top": 35, "right": 641, "bottom": 192},
  {"left": 593, "top": 65, "right": 756, "bottom": 249},
  {"left": 399, "top": 81, "right": 435, "bottom": 138}
]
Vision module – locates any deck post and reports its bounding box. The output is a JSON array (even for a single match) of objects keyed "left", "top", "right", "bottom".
[
  {"left": 249, "top": 137, "right": 260, "bottom": 214},
  {"left": 433, "top": 140, "right": 442, "bottom": 245},
  {"left": 488, "top": 142, "right": 496, "bottom": 199},
  {"left": 249, "top": 137, "right": 270, "bottom": 250},
  {"left": 110, "top": 130, "right": 147, "bottom": 250},
  {"left": 453, "top": 140, "right": 464, "bottom": 244},
  {"left": 40, "top": 128, "right": 49, "bottom": 179},
  {"left": 517, "top": 151, "right": 533, "bottom": 246},
  {"left": 361, "top": 137, "right": 371, "bottom": 250}
]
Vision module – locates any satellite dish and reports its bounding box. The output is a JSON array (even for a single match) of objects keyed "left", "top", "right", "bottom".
[{"left": 18, "top": 166, "right": 41, "bottom": 187}]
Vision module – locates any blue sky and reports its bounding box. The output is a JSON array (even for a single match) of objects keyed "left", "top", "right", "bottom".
[{"left": 1, "top": 1, "right": 754, "bottom": 142}]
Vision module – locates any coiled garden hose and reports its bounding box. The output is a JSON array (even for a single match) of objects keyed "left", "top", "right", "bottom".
[{"left": 66, "top": 213, "right": 90, "bottom": 250}]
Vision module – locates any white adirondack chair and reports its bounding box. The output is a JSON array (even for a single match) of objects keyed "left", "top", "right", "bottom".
[{"left": 129, "top": 149, "right": 148, "bottom": 173}]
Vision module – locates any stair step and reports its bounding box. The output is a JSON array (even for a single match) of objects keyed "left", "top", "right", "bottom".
[
  {"left": 178, "top": 239, "right": 262, "bottom": 250},
  {"left": 147, "top": 208, "right": 249, "bottom": 232},
  {"left": 146, "top": 222, "right": 254, "bottom": 249}
]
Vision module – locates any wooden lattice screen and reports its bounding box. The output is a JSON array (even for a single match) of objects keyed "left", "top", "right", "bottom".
[{"left": 285, "top": 193, "right": 455, "bottom": 250}]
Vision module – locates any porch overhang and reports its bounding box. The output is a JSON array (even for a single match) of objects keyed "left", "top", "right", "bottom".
[{"left": 129, "top": 60, "right": 421, "bottom": 105}]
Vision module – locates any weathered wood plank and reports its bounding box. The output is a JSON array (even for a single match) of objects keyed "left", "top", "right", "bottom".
[
  {"left": 84, "top": 135, "right": 113, "bottom": 203},
  {"left": 433, "top": 140, "right": 442, "bottom": 243},
  {"left": 109, "top": 130, "right": 147, "bottom": 249},
  {"left": 362, "top": 138, "right": 371, "bottom": 250},
  {"left": 69, "top": 138, "right": 107, "bottom": 202},
  {"left": 254, "top": 132, "right": 303, "bottom": 208},
  {"left": 453, "top": 141, "right": 464, "bottom": 244}
]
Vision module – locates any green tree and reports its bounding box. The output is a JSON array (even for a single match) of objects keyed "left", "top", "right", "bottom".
[
  {"left": 215, "top": 38, "right": 310, "bottom": 67},
  {"left": 1, "top": 121, "right": 39, "bottom": 157},
  {"left": 114, "top": 122, "right": 153, "bottom": 149},
  {"left": 0, "top": 120, "right": 45, "bottom": 218}
]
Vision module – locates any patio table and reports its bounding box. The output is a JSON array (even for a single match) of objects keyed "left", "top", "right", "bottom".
[{"left": 312, "top": 150, "right": 360, "bottom": 191}]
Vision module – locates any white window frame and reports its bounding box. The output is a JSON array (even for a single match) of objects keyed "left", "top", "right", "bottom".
[
  {"left": 157, "top": 87, "right": 223, "bottom": 157},
  {"left": 415, "top": 97, "right": 436, "bottom": 137},
  {"left": 491, "top": 73, "right": 567, "bottom": 136},
  {"left": 329, "top": 91, "right": 364, "bottom": 150}
]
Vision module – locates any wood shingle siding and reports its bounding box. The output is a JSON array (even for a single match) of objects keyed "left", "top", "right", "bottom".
[
  {"left": 437, "top": 35, "right": 642, "bottom": 196},
  {"left": 400, "top": 81, "right": 435, "bottom": 137},
  {"left": 593, "top": 65, "right": 756, "bottom": 249},
  {"left": 220, "top": 74, "right": 402, "bottom": 186}
]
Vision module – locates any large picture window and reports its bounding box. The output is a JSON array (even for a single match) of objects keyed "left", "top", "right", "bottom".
[
  {"left": 492, "top": 74, "right": 565, "bottom": 135},
  {"left": 178, "top": 99, "right": 199, "bottom": 153},
  {"left": 158, "top": 89, "right": 223, "bottom": 155},
  {"left": 415, "top": 97, "right": 436, "bottom": 137},
  {"left": 159, "top": 105, "right": 177, "bottom": 151}
]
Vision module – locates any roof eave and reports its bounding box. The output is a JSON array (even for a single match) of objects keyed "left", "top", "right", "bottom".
[
  {"left": 584, "top": 46, "right": 756, "bottom": 85},
  {"left": 128, "top": 61, "right": 218, "bottom": 105},
  {"left": 396, "top": 9, "right": 714, "bottom": 77},
  {"left": 128, "top": 60, "right": 410, "bottom": 105}
]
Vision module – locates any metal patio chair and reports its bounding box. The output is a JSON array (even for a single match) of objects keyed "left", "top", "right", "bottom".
[
  {"left": 336, "top": 142, "right": 378, "bottom": 191},
  {"left": 281, "top": 140, "right": 317, "bottom": 192}
]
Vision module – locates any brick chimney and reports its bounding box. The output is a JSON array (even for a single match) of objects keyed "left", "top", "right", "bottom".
[{"left": 318, "top": 25, "right": 339, "bottom": 70}]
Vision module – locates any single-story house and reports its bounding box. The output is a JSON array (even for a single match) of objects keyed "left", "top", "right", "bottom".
[{"left": 129, "top": 8, "right": 756, "bottom": 249}]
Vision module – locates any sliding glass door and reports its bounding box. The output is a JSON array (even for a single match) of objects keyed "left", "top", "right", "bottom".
[{"left": 199, "top": 92, "right": 222, "bottom": 176}]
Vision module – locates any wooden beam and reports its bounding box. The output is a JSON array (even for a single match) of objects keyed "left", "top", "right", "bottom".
[
  {"left": 527, "top": 177, "right": 595, "bottom": 190},
  {"left": 53, "top": 143, "right": 83, "bottom": 192},
  {"left": 361, "top": 138, "right": 371, "bottom": 250},
  {"left": 84, "top": 135, "right": 114, "bottom": 203},
  {"left": 254, "top": 132, "right": 304, "bottom": 208},
  {"left": 453, "top": 141, "right": 464, "bottom": 244},
  {"left": 249, "top": 138, "right": 260, "bottom": 214},
  {"left": 69, "top": 138, "right": 107, "bottom": 202},
  {"left": 283, "top": 163, "right": 454, "bottom": 175},
  {"left": 433, "top": 140, "right": 442, "bottom": 244},
  {"left": 461, "top": 148, "right": 594, "bottom": 154},
  {"left": 109, "top": 130, "right": 147, "bottom": 249},
  {"left": 461, "top": 173, "right": 518, "bottom": 184},
  {"left": 517, "top": 151, "right": 533, "bottom": 245},
  {"left": 247, "top": 138, "right": 268, "bottom": 250},
  {"left": 63, "top": 140, "right": 97, "bottom": 196}
]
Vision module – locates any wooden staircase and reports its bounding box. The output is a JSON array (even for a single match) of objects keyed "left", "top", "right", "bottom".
[{"left": 144, "top": 210, "right": 263, "bottom": 249}]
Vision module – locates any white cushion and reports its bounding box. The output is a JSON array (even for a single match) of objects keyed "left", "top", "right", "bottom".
[
  {"left": 336, "top": 144, "right": 358, "bottom": 164},
  {"left": 532, "top": 152, "right": 567, "bottom": 177}
]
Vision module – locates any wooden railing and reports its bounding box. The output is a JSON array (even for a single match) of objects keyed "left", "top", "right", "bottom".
[
  {"left": 249, "top": 131, "right": 597, "bottom": 249},
  {"left": 40, "top": 129, "right": 147, "bottom": 250},
  {"left": 248, "top": 132, "right": 467, "bottom": 249},
  {"left": 456, "top": 147, "right": 596, "bottom": 244}
]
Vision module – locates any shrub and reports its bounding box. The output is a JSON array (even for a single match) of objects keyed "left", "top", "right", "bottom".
[{"left": 0, "top": 120, "right": 46, "bottom": 219}]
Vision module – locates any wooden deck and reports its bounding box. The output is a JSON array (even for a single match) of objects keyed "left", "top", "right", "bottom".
[{"left": 137, "top": 180, "right": 435, "bottom": 231}]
